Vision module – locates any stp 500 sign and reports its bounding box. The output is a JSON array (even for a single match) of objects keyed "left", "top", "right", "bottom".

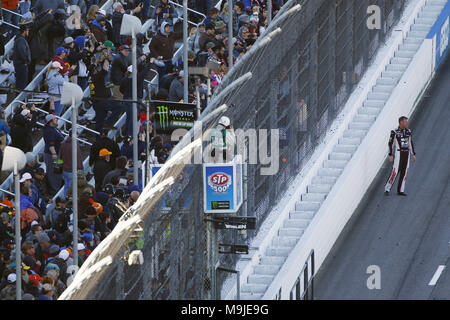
[{"left": 208, "top": 173, "right": 232, "bottom": 193}]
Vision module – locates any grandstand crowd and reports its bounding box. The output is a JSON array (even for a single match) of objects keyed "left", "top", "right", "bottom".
[{"left": 0, "top": 0, "right": 284, "bottom": 300}]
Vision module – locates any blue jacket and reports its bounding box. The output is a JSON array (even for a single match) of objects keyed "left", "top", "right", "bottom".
[{"left": 43, "top": 125, "right": 64, "bottom": 154}]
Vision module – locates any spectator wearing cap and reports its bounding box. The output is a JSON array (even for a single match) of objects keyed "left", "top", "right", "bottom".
[
  {"left": 52, "top": 46, "right": 76, "bottom": 77},
  {"left": 13, "top": 22, "right": 32, "bottom": 90},
  {"left": 111, "top": 45, "right": 131, "bottom": 100},
  {"left": 89, "top": 128, "right": 120, "bottom": 169},
  {"left": 198, "top": 22, "right": 217, "bottom": 52},
  {"left": 37, "top": 283, "right": 53, "bottom": 300},
  {"left": 0, "top": 273, "right": 23, "bottom": 300},
  {"left": 33, "top": 167, "right": 51, "bottom": 203},
  {"left": 94, "top": 149, "right": 113, "bottom": 192},
  {"left": 169, "top": 70, "right": 184, "bottom": 102},
  {"left": 120, "top": 59, "right": 152, "bottom": 136},
  {"left": 47, "top": 61, "right": 68, "bottom": 116},
  {"left": 43, "top": 113, "right": 64, "bottom": 196},
  {"left": 34, "top": 232, "right": 51, "bottom": 268},
  {"left": 90, "top": 15, "right": 109, "bottom": 44},
  {"left": 153, "top": 0, "right": 177, "bottom": 27},
  {"left": 20, "top": 172, "right": 40, "bottom": 209},
  {"left": 74, "top": 35, "right": 93, "bottom": 90},
  {"left": 27, "top": 7, "right": 53, "bottom": 81},
  {"left": 59, "top": 132, "right": 84, "bottom": 198},
  {"left": 150, "top": 21, "right": 183, "bottom": 61},
  {"left": 111, "top": 1, "right": 143, "bottom": 47},
  {"left": 10, "top": 104, "right": 37, "bottom": 153},
  {"left": 64, "top": 37, "right": 80, "bottom": 82}
]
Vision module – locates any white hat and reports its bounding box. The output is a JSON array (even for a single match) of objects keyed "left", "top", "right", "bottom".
[
  {"left": 21, "top": 109, "right": 30, "bottom": 117},
  {"left": 51, "top": 61, "right": 63, "bottom": 70},
  {"left": 30, "top": 220, "right": 39, "bottom": 227},
  {"left": 58, "top": 249, "right": 70, "bottom": 261},
  {"left": 77, "top": 243, "right": 86, "bottom": 251},
  {"left": 19, "top": 172, "right": 33, "bottom": 183},
  {"left": 113, "top": 2, "right": 123, "bottom": 10},
  {"left": 64, "top": 36, "right": 74, "bottom": 44},
  {"left": 25, "top": 152, "right": 36, "bottom": 163},
  {"left": 7, "top": 273, "right": 16, "bottom": 283},
  {"left": 218, "top": 116, "right": 230, "bottom": 127},
  {"left": 127, "top": 65, "right": 133, "bottom": 73},
  {"left": 97, "top": 9, "right": 106, "bottom": 15},
  {"left": 178, "top": 70, "right": 184, "bottom": 78}
]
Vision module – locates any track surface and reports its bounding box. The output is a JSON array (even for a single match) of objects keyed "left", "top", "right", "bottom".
[{"left": 314, "top": 54, "right": 450, "bottom": 300}]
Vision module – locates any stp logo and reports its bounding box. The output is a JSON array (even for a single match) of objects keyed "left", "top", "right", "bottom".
[{"left": 208, "top": 172, "right": 232, "bottom": 193}]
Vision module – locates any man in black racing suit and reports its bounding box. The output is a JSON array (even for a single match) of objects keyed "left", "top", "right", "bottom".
[{"left": 384, "top": 116, "right": 416, "bottom": 196}]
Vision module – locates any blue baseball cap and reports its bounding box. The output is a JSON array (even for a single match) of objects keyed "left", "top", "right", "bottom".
[{"left": 56, "top": 47, "right": 68, "bottom": 55}]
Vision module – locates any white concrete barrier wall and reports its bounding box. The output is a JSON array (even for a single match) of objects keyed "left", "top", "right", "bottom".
[
  {"left": 222, "top": 0, "right": 431, "bottom": 300},
  {"left": 263, "top": 38, "right": 434, "bottom": 300}
]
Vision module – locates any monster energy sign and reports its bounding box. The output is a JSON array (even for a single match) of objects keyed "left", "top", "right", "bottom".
[{"left": 152, "top": 101, "right": 197, "bottom": 134}]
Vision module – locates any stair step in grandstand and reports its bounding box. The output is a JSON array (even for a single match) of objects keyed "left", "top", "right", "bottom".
[{"left": 240, "top": 0, "right": 447, "bottom": 300}]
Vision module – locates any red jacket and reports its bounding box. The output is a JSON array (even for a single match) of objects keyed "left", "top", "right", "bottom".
[
  {"left": 1, "top": 0, "right": 19, "bottom": 10},
  {"left": 52, "top": 56, "right": 74, "bottom": 77}
]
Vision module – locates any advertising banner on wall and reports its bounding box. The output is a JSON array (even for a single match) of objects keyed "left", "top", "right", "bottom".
[
  {"left": 427, "top": 0, "right": 450, "bottom": 70},
  {"left": 203, "top": 155, "right": 243, "bottom": 214},
  {"left": 152, "top": 101, "right": 197, "bottom": 134}
]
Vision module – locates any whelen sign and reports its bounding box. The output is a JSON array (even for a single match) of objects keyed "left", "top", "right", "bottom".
[{"left": 152, "top": 101, "right": 197, "bottom": 134}]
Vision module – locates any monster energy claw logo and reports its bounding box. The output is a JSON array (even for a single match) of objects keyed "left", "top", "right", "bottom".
[{"left": 157, "top": 105, "right": 169, "bottom": 130}]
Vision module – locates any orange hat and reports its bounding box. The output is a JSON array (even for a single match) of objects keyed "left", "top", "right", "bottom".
[
  {"left": 99, "top": 148, "right": 112, "bottom": 157},
  {"left": 89, "top": 198, "right": 103, "bottom": 214}
]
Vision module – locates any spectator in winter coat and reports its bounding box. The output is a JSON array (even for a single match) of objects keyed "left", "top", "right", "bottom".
[
  {"left": 52, "top": 47, "right": 76, "bottom": 77},
  {"left": 90, "top": 15, "right": 109, "bottom": 44},
  {"left": 198, "top": 23, "right": 216, "bottom": 52},
  {"left": 94, "top": 149, "right": 113, "bottom": 192},
  {"left": 110, "top": 45, "right": 130, "bottom": 99},
  {"left": 202, "top": 7, "right": 224, "bottom": 28},
  {"left": 169, "top": 71, "right": 184, "bottom": 102},
  {"left": 10, "top": 107, "right": 37, "bottom": 153},
  {"left": 59, "top": 135, "right": 84, "bottom": 198},
  {"left": 13, "top": 23, "right": 32, "bottom": 90},
  {"left": 91, "top": 59, "right": 124, "bottom": 131},
  {"left": 43, "top": 114, "right": 65, "bottom": 196},
  {"left": 89, "top": 128, "right": 121, "bottom": 169},
  {"left": 153, "top": 0, "right": 177, "bottom": 26},
  {"left": 149, "top": 21, "right": 183, "bottom": 60},
  {"left": 111, "top": 2, "right": 143, "bottom": 47},
  {"left": 47, "top": 61, "right": 68, "bottom": 116},
  {"left": 27, "top": 8, "right": 53, "bottom": 82}
]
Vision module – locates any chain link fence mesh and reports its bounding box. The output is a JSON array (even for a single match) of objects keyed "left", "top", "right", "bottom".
[{"left": 82, "top": 0, "right": 407, "bottom": 300}]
